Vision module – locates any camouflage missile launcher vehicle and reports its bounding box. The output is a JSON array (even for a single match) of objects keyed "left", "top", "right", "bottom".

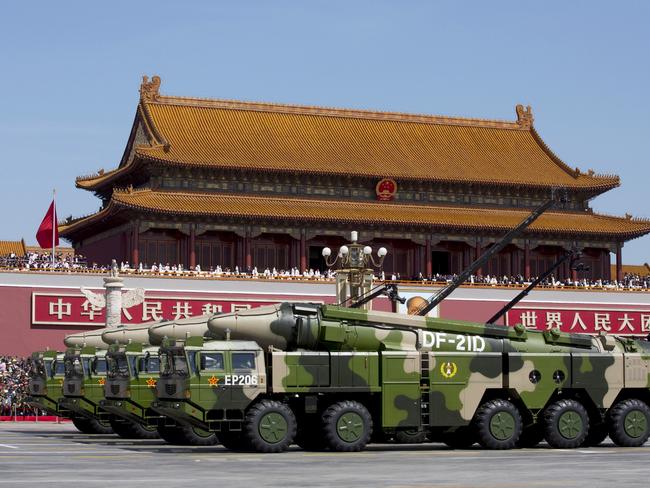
[
  {"left": 100, "top": 341, "right": 218, "bottom": 445},
  {"left": 58, "top": 346, "right": 114, "bottom": 434},
  {"left": 25, "top": 350, "right": 67, "bottom": 418},
  {"left": 99, "top": 342, "right": 160, "bottom": 439},
  {"left": 151, "top": 301, "right": 650, "bottom": 453}
]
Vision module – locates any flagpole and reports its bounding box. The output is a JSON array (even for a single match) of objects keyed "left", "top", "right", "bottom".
[{"left": 52, "top": 189, "right": 56, "bottom": 268}]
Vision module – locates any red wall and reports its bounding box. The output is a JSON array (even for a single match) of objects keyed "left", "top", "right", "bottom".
[{"left": 78, "top": 231, "right": 126, "bottom": 267}]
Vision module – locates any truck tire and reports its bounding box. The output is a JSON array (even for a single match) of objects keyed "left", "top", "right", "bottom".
[
  {"left": 321, "top": 400, "right": 373, "bottom": 452},
  {"left": 175, "top": 425, "right": 219, "bottom": 446},
  {"left": 607, "top": 399, "right": 650, "bottom": 447},
  {"left": 157, "top": 424, "right": 184, "bottom": 444},
  {"left": 543, "top": 399, "right": 589, "bottom": 448},
  {"left": 394, "top": 429, "right": 428, "bottom": 444},
  {"left": 441, "top": 427, "right": 476, "bottom": 449},
  {"left": 72, "top": 417, "right": 95, "bottom": 434},
  {"left": 517, "top": 424, "right": 544, "bottom": 448},
  {"left": 243, "top": 400, "right": 297, "bottom": 453},
  {"left": 73, "top": 416, "right": 113, "bottom": 435},
  {"left": 109, "top": 417, "right": 159, "bottom": 439},
  {"left": 474, "top": 399, "right": 522, "bottom": 449}
]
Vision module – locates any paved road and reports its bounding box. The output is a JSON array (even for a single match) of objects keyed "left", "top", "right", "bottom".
[{"left": 0, "top": 423, "right": 647, "bottom": 488}]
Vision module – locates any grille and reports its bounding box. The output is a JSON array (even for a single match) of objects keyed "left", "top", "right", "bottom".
[
  {"left": 32, "top": 384, "right": 40, "bottom": 393},
  {"left": 67, "top": 383, "right": 76, "bottom": 394},
  {"left": 110, "top": 384, "right": 120, "bottom": 396},
  {"left": 165, "top": 383, "right": 177, "bottom": 396}
]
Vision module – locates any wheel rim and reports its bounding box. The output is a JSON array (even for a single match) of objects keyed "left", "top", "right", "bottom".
[
  {"left": 489, "top": 411, "right": 515, "bottom": 440},
  {"left": 624, "top": 410, "right": 648, "bottom": 438},
  {"left": 258, "top": 412, "right": 288, "bottom": 444},
  {"left": 336, "top": 412, "right": 364, "bottom": 443},
  {"left": 558, "top": 411, "right": 583, "bottom": 439}
]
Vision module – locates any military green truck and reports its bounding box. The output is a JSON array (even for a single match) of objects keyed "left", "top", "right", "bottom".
[
  {"left": 100, "top": 341, "right": 218, "bottom": 445},
  {"left": 151, "top": 302, "right": 650, "bottom": 453},
  {"left": 26, "top": 350, "right": 66, "bottom": 418},
  {"left": 58, "top": 346, "right": 113, "bottom": 434}
]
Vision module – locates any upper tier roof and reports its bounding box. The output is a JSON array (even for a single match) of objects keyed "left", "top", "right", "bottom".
[
  {"left": 59, "top": 188, "right": 650, "bottom": 240},
  {"left": 76, "top": 76, "right": 619, "bottom": 192}
]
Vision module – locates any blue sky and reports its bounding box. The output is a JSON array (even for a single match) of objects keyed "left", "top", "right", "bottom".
[{"left": 1, "top": 1, "right": 648, "bottom": 264}]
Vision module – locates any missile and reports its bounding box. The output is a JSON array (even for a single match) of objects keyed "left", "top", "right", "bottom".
[
  {"left": 207, "top": 302, "right": 420, "bottom": 352},
  {"left": 101, "top": 321, "right": 158, "bottom": 345},
  {"left": 148, "top": 314, "right": 215, "bottom": 345},
  {"left": 63, "top": 329, "right": 107, "bottom": 348}
]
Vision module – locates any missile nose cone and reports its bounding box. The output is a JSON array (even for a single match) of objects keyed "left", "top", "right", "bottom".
[
  {"left": 207, "top": 303, "right": 294, "bottom": 350},
  {"left": 148, "top": 314, "right": 213, "bottom": 345}
]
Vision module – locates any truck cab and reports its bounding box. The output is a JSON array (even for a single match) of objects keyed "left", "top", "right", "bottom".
[
  {"left": 152, "top": 337, "right": 265, "bottom": 448},
  {"left": 59, "top": 346, "right": 113, "bottom": 434},
  {"left": 25, "top": 350, "right": 65, "bottom": 416},
  {"left": 98, "top": 342, "right": 160, "bottom": 439}
]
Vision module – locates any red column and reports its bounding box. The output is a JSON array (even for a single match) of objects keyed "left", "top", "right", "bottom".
[
  {"left": 616, "top": 242, "right": 623, "bottom": 282},
  {"left": 570, "top": 249, "right": 578, "bottom": 282},
  {"left": 189, "top": 225, "right": 196, "bottom": 269},
  {"left": 475, "top": 239, "right": 482, "bottom": 276},
  {"left": 245, "top": 231, "right": 252, "bottom": 270},
  {"left": 300, "top": 231, "right": 307, "bottom": 272},
  {"left": 425, "top": 238, "right": 432, "bottom": 278},
  {"left": 131, "top": 220, "right": 140, "bottom": 267},
  {"left": 524, "top": 241, "right": 530, "bottom": 280}
]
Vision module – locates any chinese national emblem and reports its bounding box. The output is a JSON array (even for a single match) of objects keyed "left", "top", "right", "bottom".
[
  {"left": 375, "top": 178, "right": 397, "bottom": 201},
  {"left": 440, "top": 361, "right": 458, "bottom": 379},
  {"left": 208, "top": 376, "right": 220, "bottom": 387}
]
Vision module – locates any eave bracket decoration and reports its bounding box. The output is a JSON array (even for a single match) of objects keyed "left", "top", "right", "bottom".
[
  {"left": 140, "top": 75, "right": 161, "bottom": 101},
  {"left": 515, "top": 104, "right": 534, "bottom": 128}
]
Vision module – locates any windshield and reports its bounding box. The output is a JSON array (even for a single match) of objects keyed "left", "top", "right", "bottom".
[
  {"left": 92, "top": 358, "right": 107, "bottom": 375},
  {"left": 30, "top": 357, "right": 47, "bottom": 378},
  {"left": 64, "top": 355, "right": 84, "bottom": 378},
  {"left": 138, "top": 355, "right": 160, "bottom": 374},
  {"left": 51, "top": 360, "right": 65, "bottom": 377},
  {"left": 107, "top": 353, "right": 129, "bottom": 378},
  {"left": 159, "top": 347, "right": 188, "bottom": 376}
]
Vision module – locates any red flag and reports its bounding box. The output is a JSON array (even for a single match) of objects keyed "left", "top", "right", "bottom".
[{"left": 36, "top": 200, "right": 59, "bottom": 249}]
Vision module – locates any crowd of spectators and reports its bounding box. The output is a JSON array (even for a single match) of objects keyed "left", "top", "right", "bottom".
[
  {"left": 0, "top": 356, "right": 42, "bottom": 417},
  {"left": 0, "top": 252, "right": 649, "bottom": 291},
  {"left": 0, "top": 251, "right": 87, "bottom": 271}
]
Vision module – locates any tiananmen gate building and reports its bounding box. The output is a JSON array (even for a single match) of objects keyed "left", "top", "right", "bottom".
[{"left": 60, "top": 76, "right": 650, "bottom": 281}]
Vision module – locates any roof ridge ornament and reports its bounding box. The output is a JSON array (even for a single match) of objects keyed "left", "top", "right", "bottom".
[
  {"left": 515, "top": 104, "right": 533, "bottom": 128},
  {"left": 140, "top": 75, "right": 161, "bottom": 101}
]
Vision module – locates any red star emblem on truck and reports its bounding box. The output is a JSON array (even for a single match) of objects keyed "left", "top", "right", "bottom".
[
  {"left": 208, "top": 376, "right": 219, "bottom": 387},
  {"left": 146, "top": 378, "right": 157, "bottom": 388},
  {"left": 98, "top": 378, "right": 106, "bottom": 386}
]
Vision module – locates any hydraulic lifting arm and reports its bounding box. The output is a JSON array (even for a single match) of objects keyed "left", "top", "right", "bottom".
[{"left": 416, "top": 195, "right": 560, "bottom": 316}]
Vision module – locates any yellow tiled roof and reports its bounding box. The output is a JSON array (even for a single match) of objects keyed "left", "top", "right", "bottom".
[
  {"left": 60, "top": 189, "right": 650, "bottom": 239},
  {"left": 610, "top": 263, "right": 650, "bottom": 276},
  {"left": 0, "top": 240, "right": 26, "bottom": 256},
  {"left": 76, "top": 77, "right": 619, "bottom": 191}
]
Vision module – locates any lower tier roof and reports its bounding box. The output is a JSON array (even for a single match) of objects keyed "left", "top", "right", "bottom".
[{"left": 60, "top": 188, "right": 650, "bottom": 240}]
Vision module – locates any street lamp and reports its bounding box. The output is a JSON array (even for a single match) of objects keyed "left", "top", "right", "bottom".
[
  {"left": 322, "top": 231, "right": 387, "bottom": 270},
  {"left": 323, "top": 231, "right": 388, "bottom": 310}
]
